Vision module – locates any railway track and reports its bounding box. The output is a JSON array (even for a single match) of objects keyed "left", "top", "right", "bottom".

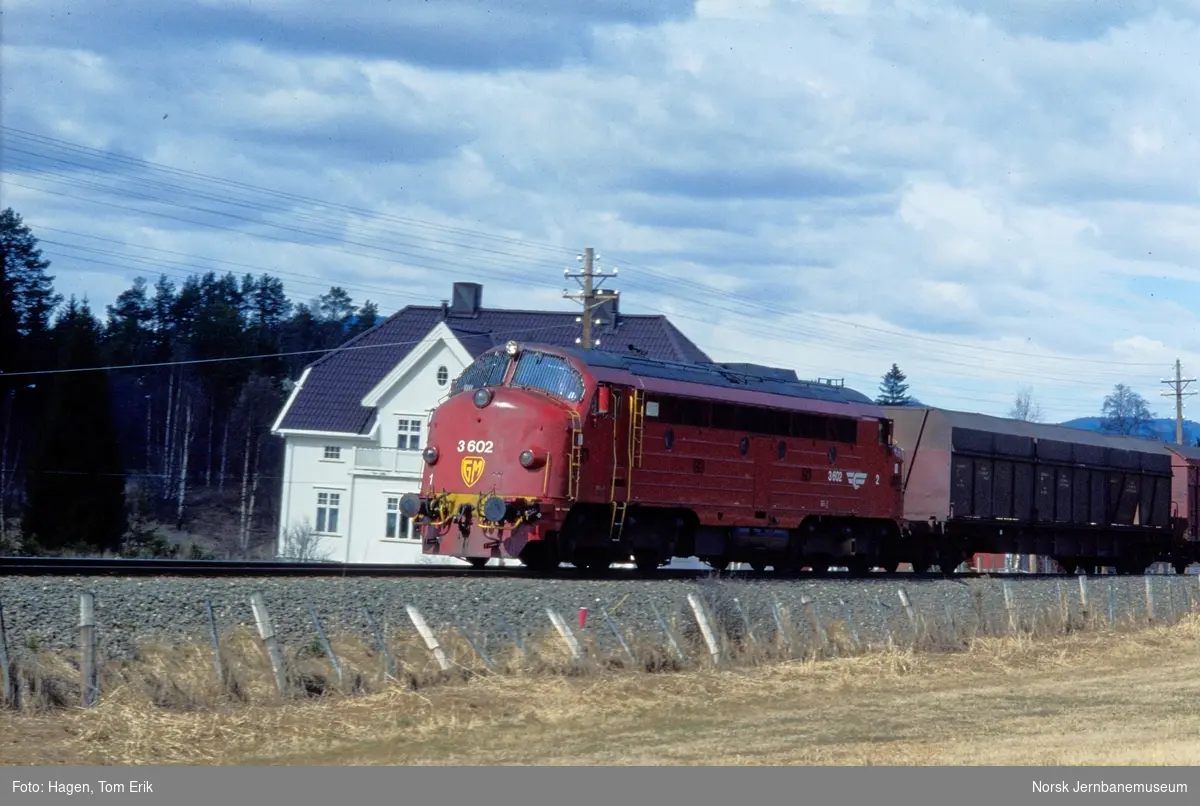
[{"left": 0, "top": 555, "right": 1144, "bottom": 580}]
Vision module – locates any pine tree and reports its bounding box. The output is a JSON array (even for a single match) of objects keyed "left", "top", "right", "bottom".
[
  {"left": 876, "top": 363, "right": 913, "bottom": 405},
  {"left": 22, "top": 298, "right": 127, "bottom": 553}
]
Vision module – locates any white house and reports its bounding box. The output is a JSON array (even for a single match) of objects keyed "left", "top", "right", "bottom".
[{"left": 270, "top": 281, "right": 713, "bottom": 565}]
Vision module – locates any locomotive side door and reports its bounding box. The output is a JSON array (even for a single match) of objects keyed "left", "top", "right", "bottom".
[
  {"left": 585, "top": 383, "right": 617, "bottom": 501},
  {"left": 751, "top": 435, "right": 778, "bottom": 516}
]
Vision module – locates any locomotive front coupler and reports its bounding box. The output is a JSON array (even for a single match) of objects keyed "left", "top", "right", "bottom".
[{"left": 455, "top": 503, "right": 475, "bottom": 538}]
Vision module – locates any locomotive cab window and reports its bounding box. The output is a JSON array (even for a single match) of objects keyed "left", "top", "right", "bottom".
[
  {"left": 511, "top": 351, "right": 585, "bottom": 402},
  {"left": 451, "top": 351, "right": 511, "bottom": 395}
]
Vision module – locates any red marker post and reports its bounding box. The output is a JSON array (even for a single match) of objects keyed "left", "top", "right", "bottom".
[{"left": 578, "top": 607, "right": 588, "bottom": 627}]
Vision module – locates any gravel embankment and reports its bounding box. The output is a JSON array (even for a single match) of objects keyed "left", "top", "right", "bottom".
[{"left": 0, "top": 574, "right": 1195, "bottom": 662}]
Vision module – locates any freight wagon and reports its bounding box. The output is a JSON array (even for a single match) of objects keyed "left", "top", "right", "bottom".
[{"left": 884, "top": 406, "right": 1195, "bottom": 575}]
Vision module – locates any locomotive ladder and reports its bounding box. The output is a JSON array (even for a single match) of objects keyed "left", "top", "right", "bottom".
[
  {"left": 567, "top": 410, "right": 584, "bottom": 501},
  {"left": 609, "top": 388, "right": 646, "bottom": 543},
  {"left": 629, "top": 387, "right": 646, "bottom": 468}
]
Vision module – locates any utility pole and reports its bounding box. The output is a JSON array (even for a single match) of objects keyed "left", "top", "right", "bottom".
[
  {"left": 563, "top": 247, "right": 618, "bottom": 349},
  {"left": 1161, "top": 358, "right": 1197, "bottom": 445}
]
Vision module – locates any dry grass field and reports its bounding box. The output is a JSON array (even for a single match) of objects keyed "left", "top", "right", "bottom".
[{"left": 2, "top": 613, "right": 1199, "bottom": 766}]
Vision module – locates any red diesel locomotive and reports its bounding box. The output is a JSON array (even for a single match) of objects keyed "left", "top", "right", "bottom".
[{"left": 401, "top": 340, "right": 906, "bottom": 573}]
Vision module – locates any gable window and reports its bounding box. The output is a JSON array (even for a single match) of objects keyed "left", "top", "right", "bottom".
[
  {"left": 322, "top": 446, "right": 342, "bottom": 461},
  {"left": 385, "top": 496, "right": 414, "bottom": 540},
  {"left": 315, "top": 491, "right": 341, "bottom": 534},
  {"left": 436, "top": 365, "right": 449, "bottom": 386},
  {"left": 397, "top": 418, "right": 422, "bottom": 450}
]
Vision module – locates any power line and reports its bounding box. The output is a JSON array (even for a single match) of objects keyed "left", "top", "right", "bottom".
[
  {"left": 0, "top": 322, "right": 581, "bottom": 378},
  {"left": 4, "top": 128, "right": 1188, "bottom": 400},
  {"left": 4, "top": 126, "right": 1175, "bottom": 371}
]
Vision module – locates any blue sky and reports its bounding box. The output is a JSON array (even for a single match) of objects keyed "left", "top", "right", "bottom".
[{"left": 5, "top": 0, "right": 1200, "bottom": 424}]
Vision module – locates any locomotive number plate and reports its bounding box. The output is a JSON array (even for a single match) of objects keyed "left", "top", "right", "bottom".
[{"left": 457, "top": 439, "right": 495, "bottom": 453}]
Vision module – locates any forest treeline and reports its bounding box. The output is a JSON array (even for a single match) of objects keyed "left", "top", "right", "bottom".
[{"left": 1, "top": 207, "right": 377, "bottom": 557}]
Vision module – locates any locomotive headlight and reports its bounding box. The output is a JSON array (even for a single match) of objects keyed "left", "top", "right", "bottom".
[
  {"left": 519, "top": 449, "right": 546, "bottom": 469},
  {"left": 505, "top": 340, "right": 520, "bottom": 356},
  {"left": 422, "top": 446, "right": 439, "bottom": 464},
  {"left": 473, "top": 388, "right": 493, "bottom": 408}
]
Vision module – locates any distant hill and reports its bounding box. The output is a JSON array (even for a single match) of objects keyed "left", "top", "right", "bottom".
[{"left": 1058, "top": 416, "right": 1200, "bottom": 447}]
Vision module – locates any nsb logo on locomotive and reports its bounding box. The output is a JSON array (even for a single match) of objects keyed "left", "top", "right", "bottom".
[{"left": 460, "top": 456, "right": 486, "bottom": 488}]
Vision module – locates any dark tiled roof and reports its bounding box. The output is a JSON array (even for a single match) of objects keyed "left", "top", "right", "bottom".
[{"left": 276, "top": 305, "right": 712, "bottom": 434}]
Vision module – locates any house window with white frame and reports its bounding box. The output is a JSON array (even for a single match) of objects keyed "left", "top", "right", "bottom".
[
  {"left": 385, "top": 496, "right": 414, "bottom": 540},
  {"left": 315, "top": 491, "right": 341, "bottom": 534},
  {"left": 322, "top": 445, "right": 342, "bottom": 461},
  {"left": 397, "top": 417, "right": 422, "bottom": 451},
  {"left": 436, "top": 365, "right": 449, "bottom": 386}
]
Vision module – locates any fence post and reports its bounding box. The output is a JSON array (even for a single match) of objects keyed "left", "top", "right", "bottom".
[
  {"left": 500, "top": 616, "right": 529, "bottom": 659},
  {"left": 687, "top": 593, "right": 721, "bottom": 666},
  {"left": 839, "top": 599, "right": 860, "bottom": 651},
  {"left": 1002, "top": 580, "right": 1017, "bottom": 634},
  {"left": 363, "top": 609, "right": 397, "bottom": 681},
  {"left": 79, "top": 592, "right": 99, "bottom": 707},
  {"left": 649, "top": 600, "right": 685, "bottom": 662},
  {"left": 249, "top": 593, "right": 289, "bottom": 697},
  {"left": 457, "top": 625, "right": 496, "bottom": 672},
  {"left": 307, "top": 604, "right": 345, "bottom": 691},
  {"left": 1078, "top": 575, "right": 1090, "bottom": 625},
  {"left": 203, "top": 600, "right": 226, "bottom": 691},
  {"left": 1143, "top": 576, "right": 1155, "bottom": 625},
  {"left": 602, "top": 608, "right": 636, "bottom": 664},
  {"left": 733, "top": 598, "right": 757, "bottom": 647},
  {"left": 799, "top": 596, "right": 828, "bottom": 656},
  {"left": 771, "top": 597, "right": 792, "bottom": 653},
  {"left": 405, "top": 605, "right": 451, "bottom": 671},
  {"left": 896, "top": 587, "right": 920, "bottom": 644},
  {"left": 546, "top": 609, "right": 583, "bottom": 662},
  {"left": 876, "top": 596, "right": 895, "bottom": 650},
  {"left": 943, "top": 602, "right": 957, "bottom": 642},
  {"left": 0, "top": 600, "right": 13, "bottom": 708}
]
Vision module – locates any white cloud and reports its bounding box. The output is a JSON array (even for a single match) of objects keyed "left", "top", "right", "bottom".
[{"left": 5, "top": 0, "right": 1200, "bottom": 424}]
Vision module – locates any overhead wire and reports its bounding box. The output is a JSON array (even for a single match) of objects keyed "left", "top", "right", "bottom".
[
  {"left": 3, "top": 131, "right": 1168, "bottom": 375},
  {"left": 2, "top": 127, "right": 1186, "bottom": 410}
]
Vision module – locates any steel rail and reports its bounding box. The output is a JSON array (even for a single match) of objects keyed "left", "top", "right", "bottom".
[{"left": 0, "top": 555, "right": 1158, "bottom": 580}]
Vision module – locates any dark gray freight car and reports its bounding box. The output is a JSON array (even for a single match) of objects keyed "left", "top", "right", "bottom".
[{"left": 883, "top": 406, "right": 1191, "bottom": 575}]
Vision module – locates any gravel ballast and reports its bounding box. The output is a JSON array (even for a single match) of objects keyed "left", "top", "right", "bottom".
[{"left": 0, "top": 573, "right": 1195, "bottom": 662}]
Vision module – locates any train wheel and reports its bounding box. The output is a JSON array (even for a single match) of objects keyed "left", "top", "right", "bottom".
[
  {"left": 467, "top": 557, "right": 490, "bottom": 570},
  {"left": 634, "top": 552, "right": 661, "bottom": 573},
  {"left": 1175, "top": 561, "right": 1192, "bottom": 575},
  {"left": 518, "top": 540, "right": 560, "bottom": 573},
  {"left": 749, "top": 561, "right": 768, "bottom": 573},
  {"left": 703, "top": 557, "right": 730, "bottom": 573},
  {"left": 845, "top": 559, "right": 871, "bottom": 577}
]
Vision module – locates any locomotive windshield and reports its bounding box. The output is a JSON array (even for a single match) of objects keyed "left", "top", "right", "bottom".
[
  {"left": 451, "top": 351, "right": 511, "bottom": 395},
  {"left": 511, "top": 350, "right": 585, "bottom": 402}
]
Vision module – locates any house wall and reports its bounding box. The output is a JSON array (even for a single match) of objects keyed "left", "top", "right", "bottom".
[{"left": 276, "top": 337, "right": 478, "bottom": 565}]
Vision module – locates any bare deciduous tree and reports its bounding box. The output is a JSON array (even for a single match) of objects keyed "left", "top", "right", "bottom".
[
  {"left": 278, "top": 518, "right": 332, "bottom": 562},
  {"left": 1008, "top": 386, "right": 1044, "bottom": 423}
]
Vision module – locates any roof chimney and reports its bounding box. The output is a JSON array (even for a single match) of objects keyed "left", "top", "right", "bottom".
[
  {"left": 450, "top": 282, "right": 483, "bottom": 317},
  {"left": 592, "top": 288, "right": 619, "bottom": 332}
]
